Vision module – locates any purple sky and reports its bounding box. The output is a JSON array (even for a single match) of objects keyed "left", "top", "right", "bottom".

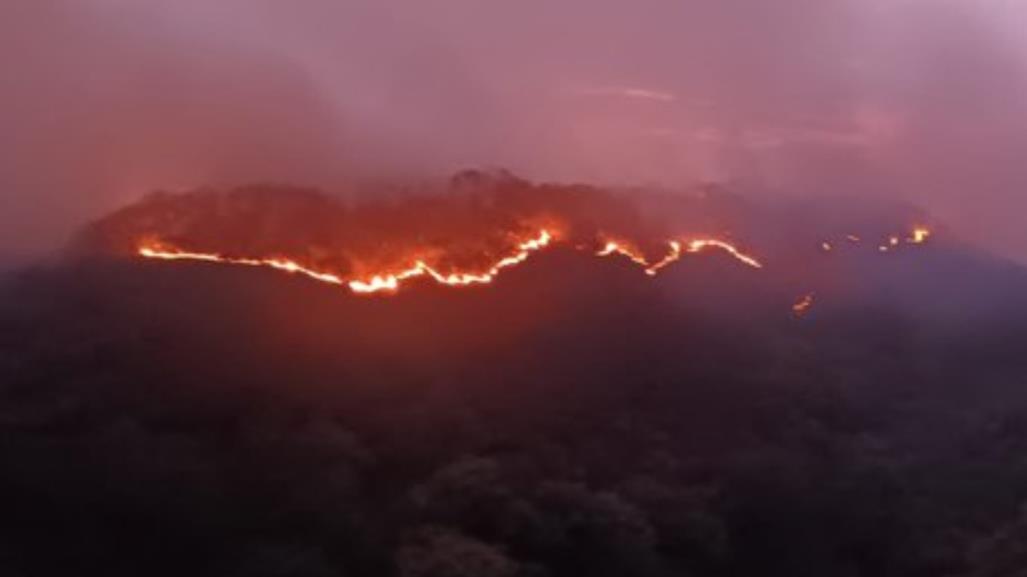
[{"left": 3, "top": 0, "right": 1026, "bottom": 263}]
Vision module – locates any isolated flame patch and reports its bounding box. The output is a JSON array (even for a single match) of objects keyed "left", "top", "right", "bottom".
[
  {"left": 792, "top": 293, "right": 815, "bottom": 317},
  {"left": 796, "top": 225, "right": 933, "bottom": 316},
  {"left": 820, "top": 226, "right": 932, "bottom": 255}
]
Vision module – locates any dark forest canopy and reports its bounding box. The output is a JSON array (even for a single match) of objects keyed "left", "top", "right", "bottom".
[{"left": 2, "top": 183, "right": 1027, "bottom": 576}]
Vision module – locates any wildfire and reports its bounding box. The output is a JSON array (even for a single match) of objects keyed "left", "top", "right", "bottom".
[
  {"left": 138, "top": 246, "right": 345, "bottom": 285},
  {"left": 799, "top": 225, "right": 932, "bottom": 316},
  {"left": 820, "top": 226, "right": 932, "bottom": 253},
  {"left": 597, "top": 237, "right": 762, "bottom": 274},
  {"left": 139, "top": 230, "right": 553, "bottom": 295},
  {"left": 645, "top": 241, "right": 683, "bottom": 276},
  {"left": 597, "top": 240, "right": 650, "bottom": 269},
  {"left": 792, "top": 293, "right": 815, "bottom": 317},
  {"left": 110, "top": 179, "right": 941, "bottom": 319},
  {"left": 136, "top": 224, "right": 932, "bottom": 305},
  {"left": 684, "top": 239, "right": 763, "bottom": 269},
  {"left": 910, "top": 227, "right": 930, "bottom": 244},
  {"left": 348, "top": 230, "right": 553, "bottom": 293},
  {"left": 138, "top": 229, "right": 765, "bottom": 296}
]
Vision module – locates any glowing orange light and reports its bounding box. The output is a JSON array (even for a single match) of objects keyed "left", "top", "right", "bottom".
[
  {"left": 909, "top": 227, "right": 930, "bottom": 244},
  {"left": 597, "top": 237, "right": 761, "bottom": 273},
  {"left": 597, "top": 240, "right": 650, "bottom": 268},
  {"left": 138, "top": 246, "right": 346, "bottom": 285},
  {"left": 876, "top": 227, "right": 932, "bottom": 254},
  {"left": 820, "top": 227, "right": 933, "bottom": 256},
  {"left": 684, "top": 239, "right": 763, "bottom": 269},
  {"left": 140, "top": 231, "right": 554, "bottom": 295},
  {"left": 645, "top": 241, "right": 683, "bottom": 276},
  {"left": 141, "top": 228, "right": 762, "bottom": 298},
  {"left": 349, "top": 230, "right": 553, "bottom": 294},
  {"left": 792, "top": 293, "right": 815, "bottom": 317}
]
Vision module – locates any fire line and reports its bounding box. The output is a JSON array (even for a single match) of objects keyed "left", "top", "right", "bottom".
[
  {"left": 136, "top": 225, "right": 932, "bottom": 313},
  {"left": 138, "top": 230, "right": 765, "bottom": 295}
]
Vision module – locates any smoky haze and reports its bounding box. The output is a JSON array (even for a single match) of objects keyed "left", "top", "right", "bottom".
[{"left": 2, "top": 0, "right": 1026, "bottom": 264}]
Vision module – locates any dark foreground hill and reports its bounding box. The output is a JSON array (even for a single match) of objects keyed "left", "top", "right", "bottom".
[{"left": 2, "top": 194, "right": 1027, "bottom": 576}]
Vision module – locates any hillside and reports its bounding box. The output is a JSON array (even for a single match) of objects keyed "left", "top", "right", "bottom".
[{"left": 2, "top": 180, "right": 1027, "bottom": 576}]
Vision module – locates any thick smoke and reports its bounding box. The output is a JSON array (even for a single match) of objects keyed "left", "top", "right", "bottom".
[
  {"left": 0, "top": 1, "right": 360, "bottom": 263},
  {"left": 2, "top": 0, "right": 1026, "bottom": 263}
]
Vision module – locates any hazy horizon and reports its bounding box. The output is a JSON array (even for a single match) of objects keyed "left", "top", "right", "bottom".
[{"left": 3, "top": 0, "right": 1025, "bottom": 264}]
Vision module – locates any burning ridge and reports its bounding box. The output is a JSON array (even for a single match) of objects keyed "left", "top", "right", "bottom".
[
  {"left": 80, "top": 171, "right": 768, "bottom": 295},
  {"left": 79, "top": 170, "right": 931, "bottom": 300}
]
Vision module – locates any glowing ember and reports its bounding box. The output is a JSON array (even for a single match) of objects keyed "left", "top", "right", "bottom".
[
  {"left": 597, "top": 240, "right": 650, "bottom": 269},
  {"left": 792, "top": 293, "right": 815, "bottom": 317},
  {"left": 684, "top": 239, "right": 763, "bottom": 269},
  {"left": 597, "top": 237, "right": 761, "bottom": 273},
  {"left": 138, "top": 246, "right": 345, "bottom": 285},
  {"left": 349, "top": 230, "right": 553, "bottom": 293},
  {"left": 134, "top": 223, "right": 934, "bottom": 320},
  {"left": 909, "top": 227, "right": 931, "bottom": 244},
  {"left": 139, "top": 229, "right": 763, "bottom": 296},
  {"left": 140, "top": 230, "right": 553, "bottom": 295},
  {"left": 879, "top": 227, "right": 932, "bottom": 253},
  {"left": 645, "top": 241, "right": 683, "bottom": 276},
  {"left": 596, "top": 239, "right": 684, "bottom": 276},
  {"left": 138, "top": 223, "right": 932, "bottom": 304},
  {"left": 821, "top": 227, "right": 932, "bottom": 254}
]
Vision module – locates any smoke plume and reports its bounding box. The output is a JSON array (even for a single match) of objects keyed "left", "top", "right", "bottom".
[{"left": 2, "top": 0, "right": 1026, "bottom": 263}]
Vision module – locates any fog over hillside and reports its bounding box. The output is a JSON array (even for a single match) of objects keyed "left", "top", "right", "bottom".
[{"left": 2, "top": 1, "right": 1027, "bottom": 263}]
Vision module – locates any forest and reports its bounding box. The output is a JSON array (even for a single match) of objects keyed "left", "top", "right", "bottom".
[{"left": 2, "top": 199, "right": 1027, "bottom": 576}]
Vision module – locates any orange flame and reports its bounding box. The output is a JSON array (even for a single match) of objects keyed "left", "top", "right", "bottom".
[
  {"left": 879, "top": 226, "right": 932, "bottom": 252},
  {"left": 644, "top": 241, "right": 683, "bottom": 276},
  {"left": 136, "top": 224, "right": 935, "bottom": 321},
  {"left": 597, "top": 237, "right": 762, "bottom": 274},
  {"left": 909, "top": 227, "right": 930, "bottom": 244},
  {"left": 684, "top": 239, "right": 763, "bottom": 269},
  {"left": 140, "top": 229, "right": 763, "bottom": 296},
  {"left": 792, "top": 292, "right": 815, "bottom": 317},
  {"left": 349, "top": 230, "right": 553, "bottom": 293},
  {"left": 821, "top": 226, "right": 932, "bottom": 254},
  {"left": 596, "top": 240, "right": 650, "bottom": 269},
  {"left": 139, "top": 230, "right": 553, "bottom": 295},
  {"left": 138, "top": 246, "right": 346, "bottom": 285}
]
